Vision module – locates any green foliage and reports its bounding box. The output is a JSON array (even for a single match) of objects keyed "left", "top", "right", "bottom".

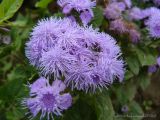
[
  {"left": 35, "top": 0, "right": 54, "bottom": 8},
  {"left": 93, "top": 92, "right": 115, "bottom": 120},
  {"left": 0, "top": 0, "right": 24, "bottom": 23},
  {"left": 92, "top": 6, "right": 104, "bottom": 28}
]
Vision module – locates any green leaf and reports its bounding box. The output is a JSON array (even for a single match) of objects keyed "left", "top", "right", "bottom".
[
  {"left": 124, "top": 70, "right": 134, "bottom": 80},
  {"left": 126, "top": 55, "right": 140, "bottom": 75},
  {"left": 138, "top": 72, "right": 150, "bottom": 90},
  {"left": 62, "top": 99, "right": 97, "bottom": 120},
  {"left": 0, "top": 0, "right": 24, "bottom": 23},
  {"left": 113, "top": 80, "right": 137, "bottom": 105},
  {"left": 92, "top": 6, "right": 104, "bottom": 28},
  {"left": 134, "top": 47, "right": 157, "bottom": 66},
  {"left": 128, "top": 101, "right": 143, "bottom": 120},
  {"left": 35, "top": 0, "right": 53, "bottom": 8},
  {"left": 93, "top": 92, "right": 115, "bottom": 120}
]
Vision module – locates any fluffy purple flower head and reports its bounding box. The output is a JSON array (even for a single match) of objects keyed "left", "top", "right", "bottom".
[
  {"left": 26, "top": 17, "right": 125, "bottom": 92},
  {"left": 64, "top": 26, "right": 125, "bottom": 92},
  {"left": 25, "top": 17, "right": 79, "bottom": 66},
  {"left": 39, "top": 47, "right": 78, "bottom": 78},
  {"left": 57, "top": 0, "right": 96, "bottom": 24},
  {"left": 148, "top": 65, "right": 157, "bottom": 73},
  {"left": 143, "top": 7, "right": 160, "bottom": 18},
  {"left": 58, "top": 0, "right": 96, "bottom": 12},
  {"left": 157, "top": 56, "right": 160, "bottom": 67},
  {"left": 129, "top": 7, "right": 147, "bottom": 20},
  {"left": 145, "top": 14, "right": 160, "bottom": 38},
  {"left": 104, "top": 2, "right": 126, "bottom": 20},
  {"left": 110, "top": 19, "right": 127, "bottom": 33},
  {"left": 22, "top": 77, "right": 72, "bottom": 120}
]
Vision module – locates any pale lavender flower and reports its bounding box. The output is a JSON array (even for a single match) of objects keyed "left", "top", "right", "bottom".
[
  {"left": 145, "top": 14, "right": 160, "bottom": 38},
  {"left": 65, "top": 26, "right": 125, "bottom": 92},
  {"left": 104, "top": 2, "right": 126, "bottom": 20},
  {"left": 57, "top": 0, "right": 96, "bottom": 24},
  {"left": 58, "top": 0, "right": 96, "bottom": 12},
  {"left": 129, "top": 7, "right": 146, "bottom": 20},
  {"left": 157, "top": 56, "right": 160, "bottom": 67},
  {"left": 39, "top": 47, "right": 78, "bottom": 78},
  {"left": 22, "top": 78, "right": 72, "bottom": 120},
  {"left": 80, "top": 10, "right": 93, "bottom": 25},
  {"left": 29, "top": 77, "right": 48, "bottom": 95},
  {"left": 143, "top": 7, "right": 160, "bottom": 18},
  {"left": 26, "top": 17, "right": 124, "bottom": 92},
  {"left": 148, "top": 65, "right": 157, "bottom": 73},
  {"left": 25, "top": 17, "right": 79, "bottom": 66},
  {"left": 110, "top": 19, "right": 127, "bottom": 33}
]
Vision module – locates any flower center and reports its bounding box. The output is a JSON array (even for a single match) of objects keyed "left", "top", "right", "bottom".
[{"left": 41, "top": 93, "right": 56, "bottom": 110}]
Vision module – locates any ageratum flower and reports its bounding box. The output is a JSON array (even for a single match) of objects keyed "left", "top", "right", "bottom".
[
  {"left": 22, "top": 77, "right": 72, "bottom": 120},
  {"left": 26, "top": 17, "right": 124, "bottom": 92},
  {"left": 110, "top": 19, "right": 127, "bottom": 33},
  {"left": 57, "top": 0, "right": 96, "bottom": 24},
  {"left": 25, "top": 18, "right": 79, "bottom": 66},
  {"left": 104, "top": 2, "right": 126, "bottom": 20},
  {"left": 65, "top": 26, "right": 125, "bottom": 92},
  {"left": 143, "top": 7, "right": 160, "bottom": 18},
  {"left": 129, "top": 7, "right": 146, "bottom": 20},
  {"left": 145, "top": 14, "right": 160, "bottom": 38}
]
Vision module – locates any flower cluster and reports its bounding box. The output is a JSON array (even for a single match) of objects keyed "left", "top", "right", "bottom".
[
  {"left": 26, "top": 17, "right": 124, "bottom": 92},
  {"left": 57, "top": 0, "right": 96, "bottom": 24},
  {"left": 104, "top": 0, "right": 141, "bottom": 43},
  {"left": 22, "top": 77, "right": 72, "bottom": 120},
  {"left": 129, "top": 6, "right": 160, "bottom": 38},
  {"left": 24, "top": 16, "right": 124, "bottom": 119}
]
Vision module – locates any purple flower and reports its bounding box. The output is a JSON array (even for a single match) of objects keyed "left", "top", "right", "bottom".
[
  {"left": 57, "top": 0, "right": 96, "bottom": 24},
  {"left": 145, "top": 14, "right": 160, "bottom": 38},
  {"left": 143, "top": 7, "right": 160, "bottom": 18},
  {"left": 39, "top": 47, "right": 78, "bottom": 78},
  {"left": 148, "top": 65, "right": 157, "bottom": 73},
  {"left": 29, "top": 77, "right": 48, "bottom": 95},
  {"left": 110, "top": 19, "right": 127, "bottom": 33},
  {"left": 26, "top": 17, "right": 125, "bottom": 92},
  {"left": 64, "top": 27, "right": 125, "bottom": 92},
  {"left": 157, "top": 56, "right": 160, "bottom": 67},
  {"left": 104, "top": 2, "right": 126, "bottom": 20},
  {"left": 129, "top": 7, "right": 146, "bottom": 20},
  {"left": 80, "top": 10, "right": 93, "bottom": 25},
  {"left": 25, "top": 17, "right": 79, "bottom": 66},
  {"left": 22, "top": 78, "right": 72, "bottom": 120}
]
